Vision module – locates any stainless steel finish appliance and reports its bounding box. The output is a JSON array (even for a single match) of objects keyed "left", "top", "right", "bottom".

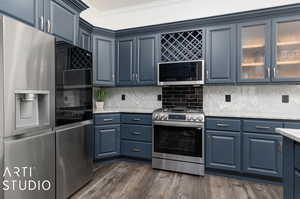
[
  {"left": 157, "top": 60, "right": 205, "bottom": 86},
  {"left": 55, "top": 42, "right": 93, "bottom": 199},
  {"left": 0, "top": 15, "right": 55, "bottom": 199},
  {"left": 152, "top": 108, "right": 205, "bottom": 176}
]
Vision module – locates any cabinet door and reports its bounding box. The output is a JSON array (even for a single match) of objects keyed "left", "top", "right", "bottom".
[
  {"left": 237, "top": 20, "right": 271, "bottom": 82},
  {"left": 50, "top": 0, "right": 78, "bottom": 44},
  {"left": 95, "top": 125, "right": 120, "bottom": 159},
  {"left": 93, "top": 35, "right": 115, "bottom": 86},
  {"left": 272, "top": 15, "right": 300, "bottom": 82},
  {"left": 136, "top": 34, "right": 158, "bottom": 85},
  {"left": 206, "top": 130, "right": 241, "bottom": 171},
  {"left": 206, "top": 25, "right": 236, "bottom": 83},
  {"left": 79, "top": 27, "right": 91, "bottom": 51},
  {"left": 243, "top": 133, "right": 283, "bottom": 177},
  {"left": 0, "top": 0, "right": 42, "bottom": 28},
  {"left": 117, "top": 37, "right": 136, "bottom": 86}
]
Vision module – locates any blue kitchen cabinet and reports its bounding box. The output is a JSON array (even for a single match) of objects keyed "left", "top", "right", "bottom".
[
  {"left": 136, "top": 34, "right": 158, "bottom": 85},
  {"left": 79, "top": 18, "right": 93, "bottom": 51},
  {"left": 95, "top": 125, "right": 120, "bottom": 159},
  {"left": 206, "top": 24, "right": 236, "bottom": 84},
  {"left": 116, "top": 34, "right": 158, "bottom": 86},
  {"left": 237, "top": 20, "right": 272, "bottom": 83},
  {"left": 206, "top": 130, "right": 241, "bottom": 172},
  {"left": 0, "top": 0, "right": 42, "bottom": 28},
  {"left": 116, "top": 37, "right": 136, "bottom": 86},
  {"left": 272, "top": 15, "right": 300, "bottom": 82},
  {"left": 243, "top": 133, "right": 283, "bottom": 178},
  {"left": 93, "top": 34, "right": 115, "bottom": 86}
]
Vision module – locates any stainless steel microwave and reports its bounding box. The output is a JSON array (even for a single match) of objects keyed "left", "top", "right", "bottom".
[{"left": 157, "top": 60, "right": 204, "bottom": 86}]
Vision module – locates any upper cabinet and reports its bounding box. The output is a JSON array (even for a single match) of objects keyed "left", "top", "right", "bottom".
[
  {"left": 272, "top": 15, "right": 300, "bottom": 82},
  {"left": 93, "top": 34, "right": 115, "bottom": 86},
  {"left": 206, "top": 25, "right": 236, "bottom": 84},
  {"left": 50, "top": 0, "right": 79, "bottom": 44},
  {"left": 237, "top": 20, "right": 271, "bottom": 82},
  {"left": 0, "top": 0, "right": 46, "bottom": 30},
  {"left": 79, "top": 18, "right": 93, "bottom": 51},
  {"left": 116, "top": 34, "right": 158, "bottom": 86}
]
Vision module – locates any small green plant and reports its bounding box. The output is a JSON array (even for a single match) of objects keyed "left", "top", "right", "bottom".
[{"left": 96, "top": 89, "right": 106, "bottom": 102}]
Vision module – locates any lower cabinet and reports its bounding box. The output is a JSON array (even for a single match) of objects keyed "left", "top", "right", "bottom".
[
  {"left": 243, "top": 133, "right": 283, "bottom": 178},
  {"left": 206, "top": 130, "right": 241, "bottom": 171},
  {"left": 121, "top": 140, "right": 151, "bottom": 160},
  {"left": 95, "top": 125, "right": 120, "bottom": 159}
]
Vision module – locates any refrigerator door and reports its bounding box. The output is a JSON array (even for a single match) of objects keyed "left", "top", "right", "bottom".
[
  {"left": 1, "top": 16, "right": 55, "bottom": 137},
  {"left": 3, "top": 130, "right": 55, "bottom": 199},
  {"left": 56, "top": 120, "right": 93, "bottom": 199}
]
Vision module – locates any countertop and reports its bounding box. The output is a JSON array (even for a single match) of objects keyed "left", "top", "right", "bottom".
[
  {"left": 276, "top": 128, "right": 300, "bottom": 143},
  {"left": 93, "top": 108, "right": 157, "bottom": 114},
  {"left": 205, "top": 112, "right": 300, "bottom": 121}
]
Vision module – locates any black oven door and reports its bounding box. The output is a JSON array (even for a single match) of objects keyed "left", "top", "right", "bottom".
[{"left": 153, "top": 124, "right": 203, "bottom": 163}]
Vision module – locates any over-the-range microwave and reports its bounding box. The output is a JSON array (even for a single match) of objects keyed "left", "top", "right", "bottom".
[{"left": 157, "top": 60, "right": 204, "bottom": 86}]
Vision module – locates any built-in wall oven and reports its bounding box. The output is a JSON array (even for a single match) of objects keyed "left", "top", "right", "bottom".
[
  {"left": 152, "top": 108, "right": 205, "bottom": 176},
  {"left": 158, "top": 60, "right": 204, "bottom": 86}
]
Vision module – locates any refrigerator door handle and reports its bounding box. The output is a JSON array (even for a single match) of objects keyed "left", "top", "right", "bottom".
[{"left": 55, "top": 120, "right": 93, "bottom": 133}]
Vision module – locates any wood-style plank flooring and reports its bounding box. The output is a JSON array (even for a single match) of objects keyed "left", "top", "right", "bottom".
[{"left": 70, "top": 161, "right": 283, "bottom": 199}]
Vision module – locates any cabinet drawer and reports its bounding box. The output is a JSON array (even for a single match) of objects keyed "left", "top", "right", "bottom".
[
  {"left": 121, "top": 140, "right": 151, "bottom": 159},
  {"left": 295, "top": 143, "right": 300, "bottom": 171},
  {"left": 284, "top": 122, "right": 300, "bottom": 129},
  {"left": 121, "top": 114, "right": 152, "bottom": 125},
  {"left": 206, "top": 118, "right": 241, "bottom": 131},
  {"left": 295, "top": 170, "right": 300, "bottom": 199},
  {"left": 94, "top": 114, "right": 120, "bottom": 125},
  {"left": 243, "top": 120, "right": 283, "bottom": 134},
  {"left": 121, "top": 124, "right": 152, "bottom": 142}
]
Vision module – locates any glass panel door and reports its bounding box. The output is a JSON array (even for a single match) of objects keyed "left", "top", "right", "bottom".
[
  {"left": 275, "top": 20, "right": 300, "bottom": 79},
  {"left": 239, "top": 23, "right": 268, "bottom": 81}
]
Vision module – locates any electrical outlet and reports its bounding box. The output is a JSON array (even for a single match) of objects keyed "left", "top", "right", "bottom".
[
  {"left": 121, "top": 94, "right": 126, "bottom": 101},
  {"left": 225, "top": 95, "right": 231, "bottom": 102},
  {"left": 282, "top": 95, "right": 289, "bottom": 103}
]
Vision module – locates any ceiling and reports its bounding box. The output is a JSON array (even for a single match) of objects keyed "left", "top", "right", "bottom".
[{"left": 82, "top": 0, "right": 162, "bottom": 13}]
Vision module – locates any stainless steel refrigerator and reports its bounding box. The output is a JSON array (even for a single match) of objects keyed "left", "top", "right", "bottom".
[{"left": 0, "top": 15, "right": 55, "bottom": 199}]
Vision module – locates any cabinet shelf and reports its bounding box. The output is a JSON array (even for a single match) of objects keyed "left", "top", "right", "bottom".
[
  {"left": 277, "top": 41, "right": 300, "bottom": 46},
  {"left": 277, "top": 61, "right": 300, "bottom": 65},
  {"left": 241, "top": 63, "right": 265, "bottom": 67},
  {"left": 242, "top": 44, "right": 265, "bottom": 49}
]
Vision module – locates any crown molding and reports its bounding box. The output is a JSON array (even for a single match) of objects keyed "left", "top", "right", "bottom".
[
  {"left": 61, "top": 0, "right": 89, "bottom": 12},
  {"left": 79, "top": 18, "right": 93, "bottom": 31}
]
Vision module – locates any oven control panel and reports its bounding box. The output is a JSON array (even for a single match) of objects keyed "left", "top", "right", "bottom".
[{"left": 153, "top": 109, "right": 204, "bottom": 123}]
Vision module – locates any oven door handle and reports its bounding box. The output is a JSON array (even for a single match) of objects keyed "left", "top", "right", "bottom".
[{"left": 153, "top": 121, "right": 203, "bottom": 128}]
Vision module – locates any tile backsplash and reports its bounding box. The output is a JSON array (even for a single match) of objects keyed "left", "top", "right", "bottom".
[
  {"left": 203, "top": 85, "right": 300, "bottom": 120},
  {"left": 95, "top": 86, "right": 162, "bottom": 110},
  {"left": 162, "top": 85, "right": 203, "bottom": 109}
]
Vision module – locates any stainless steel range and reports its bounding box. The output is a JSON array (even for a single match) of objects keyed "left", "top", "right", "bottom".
[{"left": 152, "top": 107, "right": 205, "bottom": 176}]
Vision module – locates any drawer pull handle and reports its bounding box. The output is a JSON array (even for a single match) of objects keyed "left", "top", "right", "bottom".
[
  {"left": 216, "top": 123, "right": 229, "bottom": 127},
  {"left": 132, "top": 132, "right": 141, "bottom": 135},
  {"left": 103, "top": 118, "right": 113, "bottom": 121},
  {"left": 133, "top": 118, "right": 141, "bottom": 121},
  {"left": 132, "top": 148, "right": 141, "bottom": 152},
  {"left": 255, "top": 126, "right": 271, "bottom": 129}
]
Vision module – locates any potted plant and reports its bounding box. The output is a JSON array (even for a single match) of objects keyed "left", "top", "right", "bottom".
[{"left": 95, "top": 89, "right": 106, "bottom": 111}]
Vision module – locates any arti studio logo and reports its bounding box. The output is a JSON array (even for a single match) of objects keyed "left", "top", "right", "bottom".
[{"left": 2, "top": 167, "right": 51, "bottom": 191}]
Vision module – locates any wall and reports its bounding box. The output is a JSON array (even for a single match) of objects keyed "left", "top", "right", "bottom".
[
  {"left": 95, "top": 86, "right": 162, "bottom": 111},
  {"left": 80, "top": 0, "right": 299, "bottom": 30},
  {"left": 203, "top": 85, "right": 300, "bottom": 120}
]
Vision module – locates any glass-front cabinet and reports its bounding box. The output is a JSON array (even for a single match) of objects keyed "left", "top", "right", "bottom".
[
  {"left": 237, "top": 21, "right": 271, "bottom": 82},
  {"left": 273, "top": 16, "right": 300, "bottom": 81}
]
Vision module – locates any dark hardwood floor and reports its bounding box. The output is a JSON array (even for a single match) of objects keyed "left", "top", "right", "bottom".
[{"left": 70, "top": 161, "right": 283, "bottom": 199}]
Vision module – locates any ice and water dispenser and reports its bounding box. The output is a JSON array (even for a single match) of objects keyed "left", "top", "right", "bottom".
[{"left": 15, "top": 91, "right": 50, "bottom": 129}]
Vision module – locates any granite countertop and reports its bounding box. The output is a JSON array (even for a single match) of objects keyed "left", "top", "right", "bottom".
[
  {"left": 93, "top": 108, "right": 158, "bottom": 114},
  {"left": 276, "top": 128, "right": 300, "bottom": 143}
]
